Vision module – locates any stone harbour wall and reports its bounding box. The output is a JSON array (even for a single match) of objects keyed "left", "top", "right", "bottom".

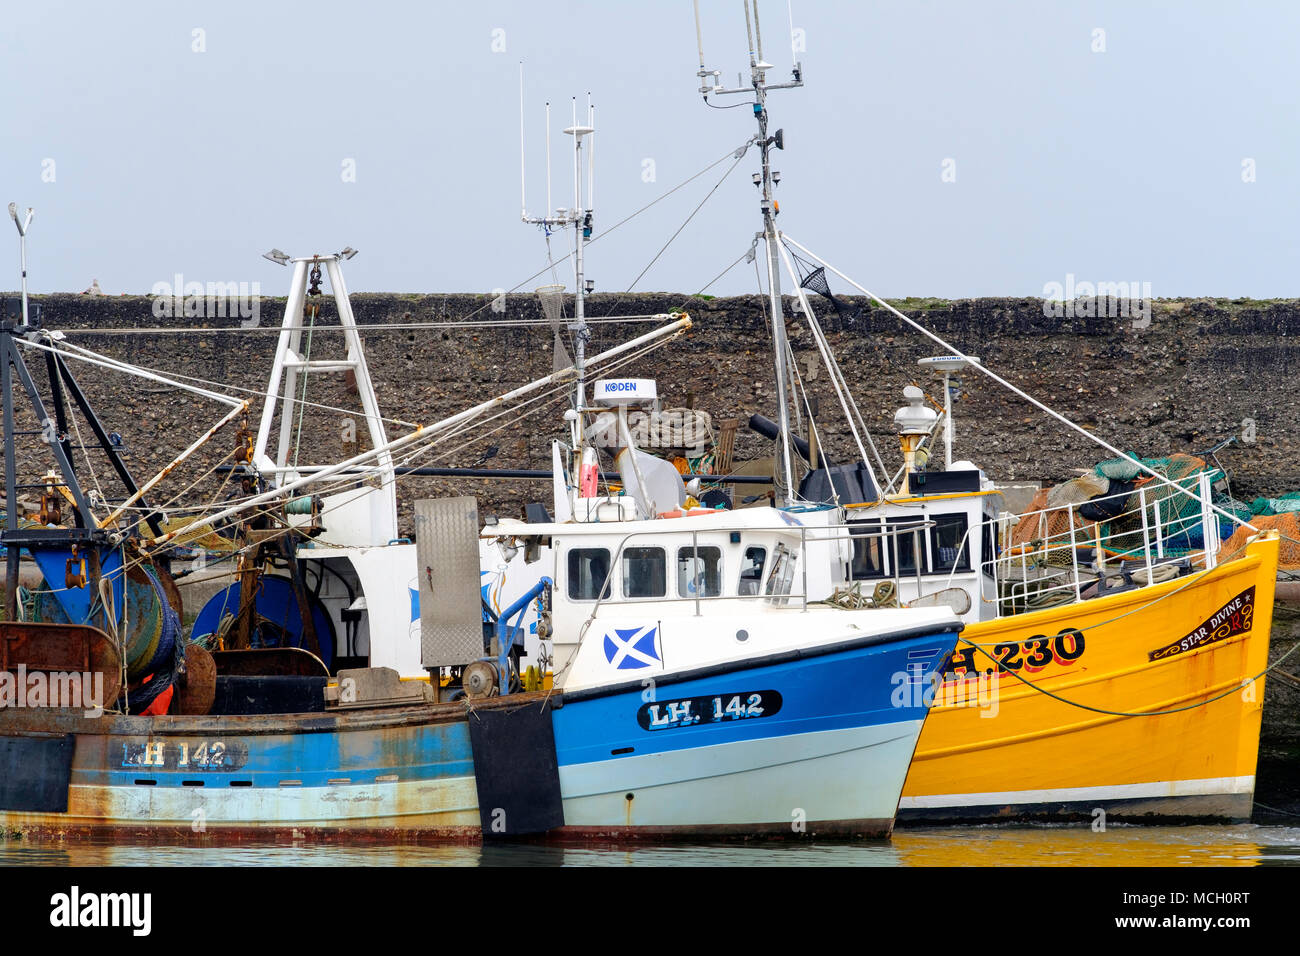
[{"left": 5, "top": 292, "right": 1298, "bottom": 531}]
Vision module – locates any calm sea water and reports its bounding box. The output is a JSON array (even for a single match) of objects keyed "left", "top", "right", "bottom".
[{"left": 4, "top": 824, "right": 1300, "bottom": 866}]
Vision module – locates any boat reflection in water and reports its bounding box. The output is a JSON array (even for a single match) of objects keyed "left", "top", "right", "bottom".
[
  {"left": 3, "top": 826, "right": 1296, "bottom": 867},
  {"left": 891, "top": 825, "right": 1284, "bottom": 868}
]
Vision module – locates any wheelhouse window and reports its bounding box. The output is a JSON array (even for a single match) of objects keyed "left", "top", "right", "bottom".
[
  {"left": 677, "top": 546, "right": 722, "bottom": 598},
  {"left": 567, "top": 547, "right": 611, "bottom": 601},
  {"left": 850, "top": 520, "right": 885, "bottom": 580},
  {"left": 622, "top": 547, "right": 667, "bottom": 599},
  {"left": 738, "top": 546, "right": 767, "bottom": 596},
  {"left": 930, "top": 513, "right": 971, "bottom": 573},
  {"left": 886, "top": 519, "right": 928, "bottom": 575},
  {"left": 982, "top": 515, "right": 997, "bottom": 572},
  {"left": 765, "top": 543, "right": 798, "bottom": 606}
]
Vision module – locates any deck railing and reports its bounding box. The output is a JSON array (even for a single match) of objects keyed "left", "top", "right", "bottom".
[{"left": 988, "top": 472, "right": 1222, "bottom": 617}]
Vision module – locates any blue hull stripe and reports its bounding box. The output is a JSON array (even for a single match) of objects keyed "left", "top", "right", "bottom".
[
  {"left": 76, "top": 723, "right": 475, "bottom": 789},
  {"left": 553, "top": 629, "right": 957, "bottom": 768}
]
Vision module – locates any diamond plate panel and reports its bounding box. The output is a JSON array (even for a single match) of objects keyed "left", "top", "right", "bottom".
[{"left": 416, "top": 497, "right": 484, "bottom": 667}]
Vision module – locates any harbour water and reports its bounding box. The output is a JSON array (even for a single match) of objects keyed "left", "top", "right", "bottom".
[{"left": 4, "top": 824, "right": 1299, "bottom": 867}]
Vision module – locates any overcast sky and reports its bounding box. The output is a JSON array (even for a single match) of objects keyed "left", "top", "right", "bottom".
[{"left": 3, "top": 1, "right": 1298, "bottom": 300}]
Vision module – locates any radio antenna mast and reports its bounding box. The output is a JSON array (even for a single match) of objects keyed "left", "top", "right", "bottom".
[
  {"left": 522, "top": 87, "right": 596, "bottom": 474},
  {"left": 692, "top": 0, "right": 803, "bottom": 503}
]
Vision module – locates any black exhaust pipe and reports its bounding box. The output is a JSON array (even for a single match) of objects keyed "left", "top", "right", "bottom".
[{"left": 748, "top": 413, "right": 825, "bottom": 466}]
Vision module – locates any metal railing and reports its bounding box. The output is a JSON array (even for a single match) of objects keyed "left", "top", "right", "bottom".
[{"left": 989, "top": 474, "right": 1221, "bottom": 617}]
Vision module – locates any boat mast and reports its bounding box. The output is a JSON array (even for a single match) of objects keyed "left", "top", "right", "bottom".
[
  {"left": 3, "top": 204, "right": 32, "bottom": 619},
  {"left": 695, "top": 0, "right": 803, "bottom": 503},
  {"left": 522, "top": 84, "right": 595, "bottom": 484},
  {"left": 569, "top": 96, "right": 594, "bottom": 429}
]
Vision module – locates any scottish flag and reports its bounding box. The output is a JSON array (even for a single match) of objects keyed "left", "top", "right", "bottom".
[{"left": 603, "top": 625, "right": 660, "bottom": 670}]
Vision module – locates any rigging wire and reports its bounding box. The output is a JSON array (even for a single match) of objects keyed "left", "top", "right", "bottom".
[
  {"left": 611, "top": 146, "right": 751, "bottom": 304},
  {"left": 775, "top": 238, "right": 891, "bottom": 492},
  {"left": 104, "top": 333, "right": 683, "bottom": 552},
  {"left": 32, "top": 336, "right": 419, "bottom": 429},
  {"left": 782, "top": 232, "right": 1260, "bottom": 535},
  {"left": 54, "top": 315, "right": 673, "bottom": 336}
]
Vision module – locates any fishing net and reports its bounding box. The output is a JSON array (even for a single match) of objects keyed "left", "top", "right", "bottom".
[
  {"left": 1216, "top": 494, "right": 1255, "bottom": 524},
  {"left": 1085, "top": 454, "right": 1214, "bottom": 558},
  {"left": 1095, "top": 454, "right": 1142, "bottom": 481},
  {"left": 1250, "top": 492, "right": 1300, "bottom": 515},
  {"left": 1222, "top": 512, "right": 1300, "bottom": 570},
  {"left": 800, "top": 265, "right": 832, "bottom": 298},
  {"left": 536, "top": 284, "right": 572, "bottom": 372},
  {"left": 157, "top": 518, "right": 239, "bottom": 552},
  {"left": 1046, "top": 472, "right": 1107, "bottom": 510},
  {"left": 1006, "top": 485, "right": 1094, "bottom": 568},
  {"left": 798, "top": 265, "right": 862, "bottom": 331},
  {"left": 1008, "top": 453, "right": 1227, "bottom": 566}
]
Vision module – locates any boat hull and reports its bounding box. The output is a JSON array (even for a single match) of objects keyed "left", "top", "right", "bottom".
[
  {"left": 553, "top": 626, "right": 959, "bottom": 838},
  {"left": 0, "top": 624, "right": 958, "bottom": 841},
  {"left": 0, "top": 704, "right": 484, "bottom": 842},
  {"left": 897, "top": 534, "right": 1279, "bottom": 824}
]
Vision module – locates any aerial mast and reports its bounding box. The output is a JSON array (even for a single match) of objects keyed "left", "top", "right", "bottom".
[
  {"left": 693, "top": 0, "right": 803, "bottom": 504},
  {"left": 521, "top": 77, "right": 596, "bottom": 486}
]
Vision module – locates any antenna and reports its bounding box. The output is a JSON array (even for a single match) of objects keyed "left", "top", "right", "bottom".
[
  {"left": 571, "top": 97, "right": 579, "bottom": 212},
  {"left": 587, "top": 94, "right": 595, "bottom": 214},
  {"left": 519, "top": 62, "right": 527, "bottom": 220},
  {"left": 787, "top": 0, "right": 797, "bottom": 70},
  {"left": 692, "top": 0, "right": 805, "bottom": 504},
  {"left": 693, "top": 0, "right": 804, "bottom": 100},
  {"left": 693, "top": 1, "right": 722, "bottom": 92},
  {"left": 7, "top": 202, "right": 34, "bottom": 329},
  {"left": 546, "top": 102, "right": 552, "bottom": 218},
  {"left": 695, "top": 1, "right": 707, "bottom": 80},
  {"left": 521, "top": 90, "right": 598, "bottom": 479},
  {"left": 743, "top": 0, "right": 757, "bottom": 66}
]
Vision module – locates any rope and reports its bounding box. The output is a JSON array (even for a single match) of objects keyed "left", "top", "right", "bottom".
[
  {"left": 291, "top": 304, "right": 318, "bottom": 469},
  {"left": 959, "top": 634, "right": 1300, "bottom": 718},
  {"left": 676, "top": 246, "right": 753, "bottom": 311},
  {"left": 117, "top": 333, "right": 681, "bottom": 566},
  {"left": 54, "top": 315, "right": 676, "bottom": 336},
  {"left": 781, "top": 232, "right": 1261, "bottom": 539},
  {"left": 617, "top": 148, "right": 749, "bottom": 297},
  {"left": 775, "top": 239, "right": 888, "bottom": 494},
  {"left": 64, "top": 396, "right": 107, "bottom": 510},
  {"left": 1270, "top": 667, "right": 1300, "bottom": 692},
  {"left": 32, "top": 336, "right": 420, "bottom": 430}
]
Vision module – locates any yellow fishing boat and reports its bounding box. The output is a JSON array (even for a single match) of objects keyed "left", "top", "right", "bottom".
[
  {"left": 899, "top": 530, "right": 1278, "bottom": 822},
  {"left": 777, "top": 342, "right": 1283, "bottom": 824},
  {"left": 733, "top": 343, "right": 1280, "bottom": 823}
]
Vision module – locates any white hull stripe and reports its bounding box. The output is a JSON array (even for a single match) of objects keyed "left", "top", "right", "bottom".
[
  {"left": 561, "top": 722, "right": 924, "bottom": 828},
  {"left": 46, "top": 775, "right": 482, "bottom": 827},
  {"left": 898, "top": 774, "right": 1256, "bottom": 810}
]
